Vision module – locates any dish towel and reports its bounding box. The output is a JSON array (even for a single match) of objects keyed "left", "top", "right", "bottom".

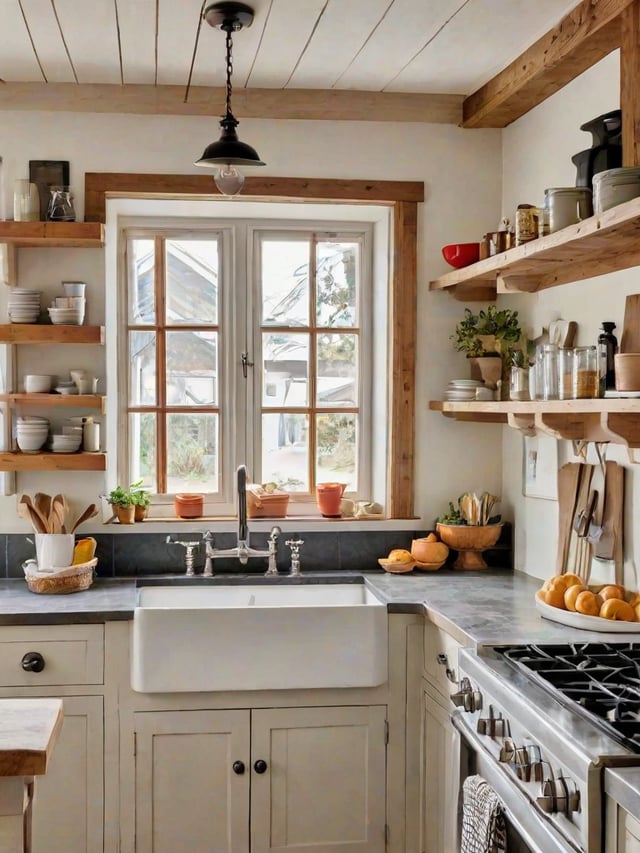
[{"left": 460, "top": 774, "right": 507, "bottom": 853}]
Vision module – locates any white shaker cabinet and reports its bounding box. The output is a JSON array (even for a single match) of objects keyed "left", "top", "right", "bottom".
[
  {"left": 420, "top": 621, "right": 462, "bottom": 853},
  {"left": 132, "top": 704, "right": 387, "bottom": 853}
]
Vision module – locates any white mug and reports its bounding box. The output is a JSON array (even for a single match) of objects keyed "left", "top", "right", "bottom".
[{"left": 35, "top": 533, "right": 74, "bottom": 571}]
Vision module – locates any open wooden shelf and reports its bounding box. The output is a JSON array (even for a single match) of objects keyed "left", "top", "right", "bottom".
[
  {"left": 0, "top": 221, "right": 104, "bottom": 248},
  {"left": 429, "top": 196, "right": 640, "bottom": 300},
  {"left": 0, "top": 394, "right": 105, "bottom": 411},
  {"left": 0, "top": 325, "right": 104, "bottom": 344},
  {"left": 429, "top": 399, "right": 640, "bottom": 447},
  {"left": 0, "top": 451, "right": 106, "bottom": 471}
]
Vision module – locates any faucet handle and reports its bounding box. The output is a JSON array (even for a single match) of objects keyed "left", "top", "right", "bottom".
[
  {"left": 285, "top": 537, "right": 304, "bottom": 553},
  {"left": 166, "top": 535, "right": 200, "bottom": 577}
]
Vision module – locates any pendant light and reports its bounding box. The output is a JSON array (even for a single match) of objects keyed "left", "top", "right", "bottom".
[{"left": 195, "top": 1, "right": 265, "bottom": 196}]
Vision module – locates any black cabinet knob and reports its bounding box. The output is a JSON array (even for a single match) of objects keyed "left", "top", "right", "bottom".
[
  {"left": 253, "top": 759, "right": 268, "bottom": 774},
  {"left": 232, "top": 760, "right": 245, "bottom": 775},
  {"left": 21, "top": 652, "right": 45, "bottom": 673}
]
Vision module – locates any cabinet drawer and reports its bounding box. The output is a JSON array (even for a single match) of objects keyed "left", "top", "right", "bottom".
[
  {"left": 423, "top": 621, "right": 461, "bottom": 699},
  {"left": 0, "top": 624, "right": 103, "bottom": 686}
]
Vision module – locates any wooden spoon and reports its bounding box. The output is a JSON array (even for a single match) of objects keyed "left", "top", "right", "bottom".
[
  {"left": 51, "top": 494, "right": 66, "bottom": 534},
  {"left": 34, "top": 493, "right": 51, "bottom": 525},
  {"left": 70, "top": 503, "right": 98, "bottom": 533},
  {"left": 19, "top": 494, "right": 49, "bottom": 534}
]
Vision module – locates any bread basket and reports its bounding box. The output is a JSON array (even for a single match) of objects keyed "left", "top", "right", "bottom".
[{"left": 24, "top": 558, "right": 97, "bottom": 595}]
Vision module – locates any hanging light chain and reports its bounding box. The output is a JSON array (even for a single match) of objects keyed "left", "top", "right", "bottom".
[{"left": 224, "top": 25, "right": 234, "bottom": 119}]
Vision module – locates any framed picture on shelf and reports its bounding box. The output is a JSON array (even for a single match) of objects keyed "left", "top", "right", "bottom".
[
  {"left": 28, "top": 160, "right": 70, "bottom": 220},
  {"left": 522, "top": 434, "right": 558, "bottom": 500}
]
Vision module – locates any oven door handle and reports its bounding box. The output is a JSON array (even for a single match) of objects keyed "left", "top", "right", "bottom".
[{"left": 451, "top": 711, "right": 581, "bottom": 853}]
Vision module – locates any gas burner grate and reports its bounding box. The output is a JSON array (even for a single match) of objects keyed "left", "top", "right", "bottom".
[{"left": 497, "top": 642, "right": 640, "bottom": 753}]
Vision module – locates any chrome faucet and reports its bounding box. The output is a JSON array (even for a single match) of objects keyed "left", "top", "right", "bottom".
[{"left": 201, "top": 465, "right": 282, "bottom": 571}]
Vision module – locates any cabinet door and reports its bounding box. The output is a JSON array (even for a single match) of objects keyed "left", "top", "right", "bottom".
[
  {"left": 623, "top": 810, "right": 640, "bottom": 852},
  {"left": 134, "top": 709, "right": 250, "bottom": 853},
  {"left": 420, "top": 685, "right": 459, "bottom": 853},
  {"left": 31, "top": 695, "right": 104, "bottom": 853},
  {"left": 251, "top": 705, "right": 386, "bottom": 853}
]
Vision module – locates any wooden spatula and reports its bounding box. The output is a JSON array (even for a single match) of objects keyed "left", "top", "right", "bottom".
[{"left": 620, "top": 294, "right": 640, "bottom": 353}]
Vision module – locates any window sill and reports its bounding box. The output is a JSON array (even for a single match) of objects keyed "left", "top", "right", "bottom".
[{"left": 104, "top": 516, "right": 422, "bottom": 533}]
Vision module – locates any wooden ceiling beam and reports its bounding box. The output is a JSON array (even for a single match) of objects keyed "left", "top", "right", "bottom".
[
  {"left": 462, "top": 0, "right": 633, "bottom": 129},
  {"left": 0, "top": 81, "right": 463, "bottom": 124}
]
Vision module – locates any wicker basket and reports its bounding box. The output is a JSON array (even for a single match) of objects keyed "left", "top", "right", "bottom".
[{"left": 24, "top": 559, "right": 97, "bottom": 595}]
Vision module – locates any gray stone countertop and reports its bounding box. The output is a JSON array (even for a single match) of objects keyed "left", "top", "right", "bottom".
[{"left": 2, "top": 569, "right": 640, "bottom": 646}]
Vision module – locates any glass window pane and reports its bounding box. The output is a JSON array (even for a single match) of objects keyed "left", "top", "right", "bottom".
[
  {"left": 317, "top": 333, "right": 357, "bottom": 407},
  {"left": 129, "top": 331, "right": 156, "bottom": 405},
  {"left": 316, "top": 413, "right": 357, "bottom": 490},
  {"left": 165, "top": 239, "right": 218, "bottom": 325},
  {"left": 166, "top": 331, "right": 218, "bottom": 406},
  {"left": 166, "top": 413, "right": 218, "bottom": 493},
  {"left": 128, "top": 239, "right": 156, "bottom": 324},
  {"left": 261, "top": 239, "right": 309, "bottom": 326},
  {"left": 129, "top": 413, "right": 157, "bottom": 493},
  {"left": 262, "top": 333, "right": 308, "bottom": 407},
  {"left": 261, "top": 413, "right": 308, "bottom": 491},
  {"left": 316, "top": 242, "right": 358, "bottom": 328}
]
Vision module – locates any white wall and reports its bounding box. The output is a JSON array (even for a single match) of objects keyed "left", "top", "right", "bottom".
[
  {"left": 0, "top": 112, "right": 503, "bottom": 533},
  {"left": 501, "top": 51, "right": 640, "bottom": 589}
]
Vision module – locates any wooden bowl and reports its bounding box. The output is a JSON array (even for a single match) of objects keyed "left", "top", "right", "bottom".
[
  {"left": 435, "top": 523, "right": 502, "bottom": 570},
  {"left": 377, "top": 558, "right": 415, "bottom": 574}
]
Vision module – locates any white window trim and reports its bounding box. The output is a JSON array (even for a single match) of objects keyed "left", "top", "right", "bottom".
[{"left": 105, "top": 196, "right": 390, "bottom": 520}]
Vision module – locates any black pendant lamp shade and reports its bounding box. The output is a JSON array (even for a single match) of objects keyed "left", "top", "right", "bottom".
[{"left": 195, "top": 1, "right": 265, "bottom": 193}]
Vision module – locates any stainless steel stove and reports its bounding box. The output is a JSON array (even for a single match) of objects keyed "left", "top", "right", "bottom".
[{"left": 453, "top": 643, "right": 640, "bottom": 853}]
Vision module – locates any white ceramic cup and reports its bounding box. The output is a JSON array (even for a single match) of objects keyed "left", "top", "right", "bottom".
[
  {"left": 69, "top": 369, "right": 88, "bottom": 386},
  {"left": 62, "top": 281, "right": 86, "bottom": 297},
  {"left": 82, "top": 421, "right": 100, "bottom": 452},
  {"left": 35, "top": 533, "right": 74, "bottom": 571},
  {"left": 76, "top": 377, "right": 94, "bottom": 394}
]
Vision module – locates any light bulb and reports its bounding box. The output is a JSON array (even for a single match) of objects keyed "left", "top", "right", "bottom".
[{"left": 214, "top": 165, "right": 245, "bottom": 196}]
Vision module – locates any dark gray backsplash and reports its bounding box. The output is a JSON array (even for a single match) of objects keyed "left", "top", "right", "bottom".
[{"left": 1, "top": 524, "right": 512, "bottom": 578}]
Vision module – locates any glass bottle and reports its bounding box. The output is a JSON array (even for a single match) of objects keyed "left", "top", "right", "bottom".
[{"left": 598, "top": 322, "right": 618, "bottom": 392}]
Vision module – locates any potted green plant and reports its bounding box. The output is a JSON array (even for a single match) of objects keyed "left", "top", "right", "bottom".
[
  {"left": 129, "top": 479, "right": 151, "bottom": 522},
  {"left": 451, "top": 306, "right": 523, "bottom": 396},
  {"left": 107, "top": 485, "right": 135, "bottom": 525}
]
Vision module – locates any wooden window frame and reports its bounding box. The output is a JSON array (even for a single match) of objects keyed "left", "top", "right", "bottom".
[{"left": 86, "top": 173, "right": 422, "bottom": 517}]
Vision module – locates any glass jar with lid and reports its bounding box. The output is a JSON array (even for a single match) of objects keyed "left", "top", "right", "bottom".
[{"left": 572, "top": 346, "right": 599, "bottom": 398}]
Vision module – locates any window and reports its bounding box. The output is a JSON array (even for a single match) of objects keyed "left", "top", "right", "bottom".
[{"left": 122, "top": 219, "right": 372, "bottom": 512}]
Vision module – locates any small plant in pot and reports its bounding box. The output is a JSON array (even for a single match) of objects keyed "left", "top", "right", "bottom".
[
  {"left": 129, "top": 479, "right": 151, "bottom": 522},
  {"left": 435, "top": 492, "right": 502, "bottom": 570},
  {"left": 107, "top": 486, "right": 136, "bottom": 525},
  {"left": 451, "top": 306, "right": 523, "bottom": 396}
]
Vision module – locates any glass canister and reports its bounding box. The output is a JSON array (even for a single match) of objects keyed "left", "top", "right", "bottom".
[
  {"left": 558, "top": 348, "right": 575, "bottom": 400},
  {"left": 535, "top": 343, "right": 559, "bottom": 400},
  {"left": 572, "top": 345, "right": 600, "bottom": 398}
]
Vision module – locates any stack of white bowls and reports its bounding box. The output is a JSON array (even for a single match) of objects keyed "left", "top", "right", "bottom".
[
  {"left": 48, "top": 433, "right": 82, "bottom": 453},
  {"left": 16, "top": 416, "right": 49, "bottom": 452},
  {"left": 8, "top": 289, "right": 41, "bottom": 324},
  {"left": 48, "top": 298, "right": 85, "bottom": 325},
  {"left": 593, "top": 167, "right": 640, "bottom": 214}
]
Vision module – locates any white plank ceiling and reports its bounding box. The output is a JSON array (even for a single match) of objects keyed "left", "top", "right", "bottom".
[{"left": 0, "top": 0, "right": 582, "bottom": 95}]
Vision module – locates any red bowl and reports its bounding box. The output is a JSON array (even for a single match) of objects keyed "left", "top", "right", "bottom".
[{"left": 442, "top": 243, "right": 480, "bottom": 269}]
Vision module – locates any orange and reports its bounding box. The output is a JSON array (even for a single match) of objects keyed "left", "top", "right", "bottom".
[
  {"left": 575, "top": 590, "right": 602, "bottom": 616},
  {"left": 564, "top": 584, "right": 587, "bottom": 612},
  {"left": 563, "top": 573, "right": 584, "bottom": 588},
  {"left": 600, "top": 598, "right": 635, "bottom": 622},
  {"left": 544, "top": 587, "right": 567, "bottom": 609},
  {"left": 635, "top": 602, "right": 640, "bottom": 622},
  {"left": 628, "top": 592, "right": 640, "bottom": 607}
]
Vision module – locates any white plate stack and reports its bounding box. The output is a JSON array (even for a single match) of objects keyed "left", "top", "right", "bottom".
[
  {"left": 16, "top": 416, "right": 49, "bottom": 452},
  {"left": 8, "top": 289, "right": 41, "bottom": 324},
  {"left": 444, "top": 379, "right": 484, "bottom": 401},
  {"left": 593, "top": 167, "right": 640, "bottom": 214},
  {"left": 47, "top": 433, "right": 83, "bottom": 453}
]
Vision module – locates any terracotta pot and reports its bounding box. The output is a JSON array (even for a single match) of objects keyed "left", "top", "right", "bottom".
[
  {"left": 316, "top": 482, "right": 347, "bottom": 517},
  {"left": 435, "top": 523, "right": 502, "bottom": 570},
  {"left": 134, "top": 504, "right": 148, "bottom": 522},
  {"left": 116, "top": 505, "right": 135, "bottom": 525},
  {"left": 174, "top": 493, "right": 204, "bottom": 518},
  {"left": 469, "top": 355, "right": 502, "bottom": 389}
]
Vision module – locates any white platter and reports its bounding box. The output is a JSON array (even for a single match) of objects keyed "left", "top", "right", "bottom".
[{"left": 535, "top": 591, "right": 640, "bottom": 633}]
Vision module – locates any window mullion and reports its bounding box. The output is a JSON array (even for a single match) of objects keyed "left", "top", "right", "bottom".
[
  {"left": 309, "top": 235, "right": 318, "bottom": 492},
  {"left": 155, "top": 236, "right": 167, "bottom": 494}
]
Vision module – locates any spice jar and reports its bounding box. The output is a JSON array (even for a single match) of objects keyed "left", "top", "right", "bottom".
[
  {"left": 515, "top": 204, "right": 538, "bottom": 245},
  {"left": 572, "top": 346, "right": 599, "bottom": 399}
]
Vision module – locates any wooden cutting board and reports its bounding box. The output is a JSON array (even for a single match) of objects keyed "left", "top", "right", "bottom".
[
  {"left": 556, "top": 462, "right": 582, "bottom": 573},
  {"left": 620, "top": 294, "right": 640, "bottom": 353}
]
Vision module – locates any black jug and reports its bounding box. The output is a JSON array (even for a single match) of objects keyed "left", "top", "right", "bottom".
[{"left": 572, "top": 109, "right": 622, "bottom": 190}]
